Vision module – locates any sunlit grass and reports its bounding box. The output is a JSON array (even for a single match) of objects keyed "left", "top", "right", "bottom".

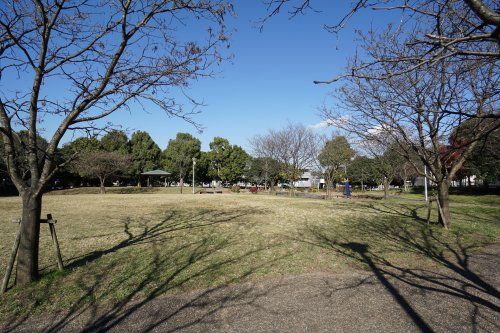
[{"left": 0, "top": 192, "right": 498, "bottom": 319}]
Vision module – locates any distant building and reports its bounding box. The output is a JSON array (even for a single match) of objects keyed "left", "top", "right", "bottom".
[{"left": 293, "top": 171, "right": 325, "bottom": 189}]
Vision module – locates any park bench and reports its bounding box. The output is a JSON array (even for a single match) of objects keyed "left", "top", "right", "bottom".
[{"left": 200, "top": 188, "right": 223, "bottom": 194}]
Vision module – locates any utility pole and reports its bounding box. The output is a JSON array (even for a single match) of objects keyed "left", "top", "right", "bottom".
[
  {"left": 192, "top": 157, "right": 196, "bottom": 194},
  {"left": 424, "top": 165, "right": 428, "bottom": 202}
]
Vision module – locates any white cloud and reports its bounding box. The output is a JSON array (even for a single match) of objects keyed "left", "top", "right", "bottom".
[
  {"left": 308, "top": 116, "right": 349, "bottom": 130},
  {"left": 308, "top": 120, "right": 333, "bottom": 129},
  {"left": 367, "top": 124, "right": 383, "bottom": 135}
]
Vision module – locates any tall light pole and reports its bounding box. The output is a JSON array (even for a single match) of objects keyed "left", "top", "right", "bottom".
[
  {"left": 424, "top": 165, "right": 428, "bottom": 202},
  {"left": 192, "top": 157, "right": 196, "bottom": 194}
]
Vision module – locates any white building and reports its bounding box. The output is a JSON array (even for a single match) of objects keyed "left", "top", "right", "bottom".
[{"left": 293, "top": 171, "right": 325, "bottom": 188}]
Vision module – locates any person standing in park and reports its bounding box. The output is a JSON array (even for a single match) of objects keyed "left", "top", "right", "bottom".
[{"left": 345, "top": 179, "right": 351, "bottom": 199}]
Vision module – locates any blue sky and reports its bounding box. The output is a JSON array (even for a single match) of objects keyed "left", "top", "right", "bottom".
[
  {"left": 8, "top": 1, "right": 400, "bottom": 152},
  {"left": 124, "top": 1, "right": 342, "bottom": 151},
  {"left": 121, "top": 0, "right": 385, "bottom": 151}
]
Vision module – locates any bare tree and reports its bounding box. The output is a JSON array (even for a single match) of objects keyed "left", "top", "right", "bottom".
[
  {"left": 249, "top": 133, "right": 281, "bottom": 191},
  {"left": 252, "top": 123, "right": 318, "bottom": 195},
  {"left": 264, "top": 0, "right": 499, "bottom": 84},
  {"left": 262, "top": 0, "right": 498, "bottom": 227},
  {"left": 72, "top": 151, "right": 131, "bottom": 194},
  {"left": 0, "top": 0, "right": 232, "bottom": 285},
  {"left": 323, "top": 55, "right": 499, "bottom": 228}
]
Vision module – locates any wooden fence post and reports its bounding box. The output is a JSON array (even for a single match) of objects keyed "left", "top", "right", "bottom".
[
  {"left": 2, "top": 219, "right": 21, "bottom": 293},
  {"left": 46, "top": 214, "right": 64, "bottom": 271},
  {"left": 2, "top": 214, "right": 64, "bottom": 293}
]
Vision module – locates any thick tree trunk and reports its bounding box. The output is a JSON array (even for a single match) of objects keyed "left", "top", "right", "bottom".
[
  {"left": 437, "top": 180, "right": 452, "bottom": 228},
  {"left": 180, "top": 177, "right": 184, "bottom": 194},
  {"left": 383, "top": 177, "right": 389, "bottom": 199},
  {"left": 361, "top": 180, "right": 364, "bottom": 192},
  {"left": 16, "top": 193, "right": 42, "bottom": 285}
]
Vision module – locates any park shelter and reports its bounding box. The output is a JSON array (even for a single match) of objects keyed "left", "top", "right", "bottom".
[{"left": 141, "top": 170, "right": 171, "bottom": 187}]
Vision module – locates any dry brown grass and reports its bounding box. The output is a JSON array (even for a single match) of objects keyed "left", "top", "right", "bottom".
[{"left": 0, "top": 192, "right": 498, "bottom": 319}]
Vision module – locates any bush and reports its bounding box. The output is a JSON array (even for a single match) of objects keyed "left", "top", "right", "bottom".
[{"left": 230, "top": 185, "right": 241, "bottom": 193}]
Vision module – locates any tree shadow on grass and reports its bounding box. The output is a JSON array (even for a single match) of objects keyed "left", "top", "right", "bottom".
[
  {"left": 295, "top": 217, "right": 500, "bottom": 333},
  {"left": 2, "top": 207, "right": 288, "bottom": 333},
  {"left": 64, "top": 207, "right": 261, "bottom": 271},
  {"left": 350, "top": 199, "right": 500, "bottom": 226},
  {"left": 348, "top": 201, "right": 429, "bottom": 223}
]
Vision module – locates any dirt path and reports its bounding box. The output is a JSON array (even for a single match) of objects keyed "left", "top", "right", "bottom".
[{"left": 2, "top": 245, "right": 499, "bottom": 333}]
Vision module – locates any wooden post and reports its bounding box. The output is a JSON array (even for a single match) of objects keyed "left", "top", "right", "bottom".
[
  {"left": 46, "top": 214, "right": 64, "bottom": 271},
  {"left": 2, "top": 219, "right": 21, "bottom": 293},
  {"left": 2, "top": 214, "right": 64, "bottom": 293}
]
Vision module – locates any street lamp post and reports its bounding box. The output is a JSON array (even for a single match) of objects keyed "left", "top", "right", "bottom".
[
  {"left": 424, "top": 165, "right": 428, "bottom": 202},
  {"left": 192, "top": 157, "right": 196, "bottom": 194}
]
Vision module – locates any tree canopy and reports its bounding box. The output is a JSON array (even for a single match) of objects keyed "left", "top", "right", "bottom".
[
  {"left": 129, "top": 131, "right": 161, "bottom": 179},
  {"left": 101, "top": 130, "right": 130, "bottom": 154},
  {"left": 163, "top": 132, "right": 201, "bottom": 192},
  {"left": 207, "top": 137, "right": 249, "bottom": 183},
  {"left": 318, "top": 136, "right": 355, "bottom": 187}
]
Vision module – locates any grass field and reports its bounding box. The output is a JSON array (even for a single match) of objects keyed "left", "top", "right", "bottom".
[{"left": 0, "top": 191, "right": 499, "bottom": 320}]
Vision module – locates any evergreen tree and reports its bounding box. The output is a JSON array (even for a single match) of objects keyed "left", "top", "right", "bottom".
[
  {"left": 101, "top": 130, "right": 129, "bottom": 154},
  {"left": 163, "top": 133, "right": 201, "bottom": 193},
  {"left": 318, "top": 136, "right": 355, "bottom": 196},
  {"left": 129, "top": 131, "right": 161, "bottom": 184}
]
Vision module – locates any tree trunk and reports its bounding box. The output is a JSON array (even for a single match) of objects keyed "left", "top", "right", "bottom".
[
  {"left": 361, "top": 180, "right": 364, "bottom": 192},
  {"left": 16, "top": 192, "right": 42, "bottom": 285},
  {"left": 383, "top": 177, "right": 389, "bottom": 199},
  {"left": 99, "top": 177, "right": 106, "bottom": 194},
  {"left": 437, "top": 180, "right": 452, "bottom": 228},
  {"left": 180, "top": 177, "right": 184, "bottom": 194},
  {"left": 264, "top": 171, "right": 268, "bottom": 191}
]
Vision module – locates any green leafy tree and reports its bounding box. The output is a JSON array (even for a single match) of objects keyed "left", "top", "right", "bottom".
[
  {"left": 207, "top": 137, "right": 249, "bottom": 184},
  {"left": 318, "top": 136, "right": 355, "bottom": 197},
  {"left": 129, "top": 131, "right": 161, "bottom": 185},
  {"left": 225, "top": 145, "right": 250, "bottom": 183},
  {"left": 463, "top": 128, "right": 500, "bottom": 187},
  {"left": 163, "top": 133, "right": 201, "bottom": 193},
  {"left": 207, "top": 137, "right": 232, "bottom": 182},
  {"left": 195, "top": 151, "right": 212, "bottom": 185},
  {"left": 347, "top": 156, "right": 376, "bottom": 191},
  {"left": 61, "top": 137, "right": 101, "bottom": 156},
  {"left": 101, "top": 130, "right": 129, "bottom": 154}
]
